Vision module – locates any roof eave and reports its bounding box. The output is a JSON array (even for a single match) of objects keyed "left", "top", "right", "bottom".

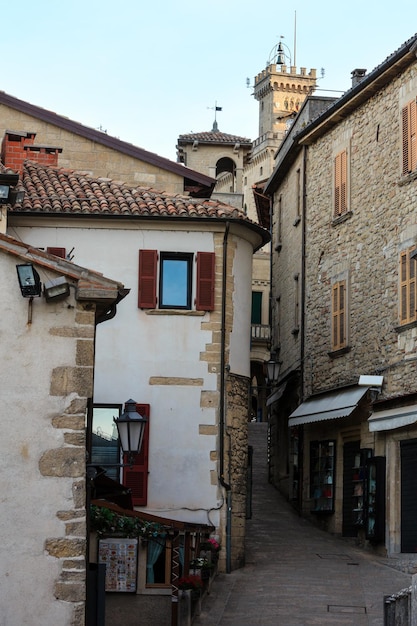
[{"left": 9, "top": 210, "right": 271, "bottom": 251}]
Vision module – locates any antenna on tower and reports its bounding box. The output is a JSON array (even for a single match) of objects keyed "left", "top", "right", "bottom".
[
  {"left": 246, "top": 77, "right": 250, "bottom": 88},
  {"left": 293, "top": 10, "right": 297, "bottom": 68}
]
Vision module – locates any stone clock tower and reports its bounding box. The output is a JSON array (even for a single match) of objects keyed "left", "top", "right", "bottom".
[
  {"left": 254, "top": 44, "right": 317, "bottom": 139},
  {"left": 244, "top": 41, "right": 317, "bottom": 223}
]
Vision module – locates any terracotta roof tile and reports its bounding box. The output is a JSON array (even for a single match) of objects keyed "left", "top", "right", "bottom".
[
  {"left": 177, "top": 131, "right": 252, "bottom": 145},
  {"left": 10, "top": 162, "right": 267, "bottom": 240}
]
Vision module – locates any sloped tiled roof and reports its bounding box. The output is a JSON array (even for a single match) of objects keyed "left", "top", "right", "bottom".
[
  {"left": 9, "top": 161, "right": 270, "bottom": 248},
  {"left": 0, "top": 90, "right": 215, "bottom": 192},
  {"left": 177, "top": 131, "right": 252, "bottom": 146},
  {"left": 0, "top": 232, "right": 128, "bottom": 319}
]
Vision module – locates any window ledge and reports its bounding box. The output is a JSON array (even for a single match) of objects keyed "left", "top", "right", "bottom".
[
  {"left": 398, "top": 170, "right": 417, "bottom": 186},
  {"left": 332, "top": 211, "right": 352, "bottom": 226},
  {"left": 328, "top": 346, "right": 351, "bottom": 359},
  {"left": 145, "top": 309, "right": 206, "bottom": 316},
  {"left": 394, "top": 320, "right": 417, "bottom": 334}
]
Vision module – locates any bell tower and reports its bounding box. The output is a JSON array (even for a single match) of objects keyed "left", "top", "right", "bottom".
[{"left": 253, "top": 41, "right": 317, "bottom": 142}]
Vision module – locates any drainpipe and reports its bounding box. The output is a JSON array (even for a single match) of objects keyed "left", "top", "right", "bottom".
[
  {"left": 219, "top": 221, "right": 232, "bottom": 573},
  {"left": 298, "top": 145, "right": 308, "bottom": 514},
  {"left": 301, "top": 145, "right": 307, "bottom": 401}
]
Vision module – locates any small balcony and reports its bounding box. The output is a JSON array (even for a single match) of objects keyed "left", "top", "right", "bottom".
[{"left": 251, "top": 324, "right": 270, "bottom": 343}]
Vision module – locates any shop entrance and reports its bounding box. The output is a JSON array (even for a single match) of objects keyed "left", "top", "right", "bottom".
[
  {"left": 342, "top": 441, "right": 361, "bottom": 537},
  {"left": 401, "top": 439, "right": 417, "bottom": 553}
]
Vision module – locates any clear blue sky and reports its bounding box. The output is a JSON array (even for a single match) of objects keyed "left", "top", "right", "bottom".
[{"left": 4, "top": 1, "right": 417, "bottom": 162}]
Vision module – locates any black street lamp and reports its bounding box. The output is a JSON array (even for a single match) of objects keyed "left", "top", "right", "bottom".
[
  {"left": 87, "top": 399, "right": 147, "bottom": 479},
  {"left": 267, "top": 351, "right": 281, "bottom": 385}
]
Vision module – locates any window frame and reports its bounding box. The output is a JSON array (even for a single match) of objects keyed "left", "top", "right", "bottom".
[
  {"left": 138, "top": 249, "right": 215, "bottom": 312},
  {"left": 399, "top": 247, "right": 417, "bottom": 325},
  {"left": 159, "top": 252, "right": 193, "bottom": 310},
  {"left": 145, "top": 537, "right": 172, "bottom": 588},
  {"left": 331, "top": 280, "right": 347, "bottom": 352}
]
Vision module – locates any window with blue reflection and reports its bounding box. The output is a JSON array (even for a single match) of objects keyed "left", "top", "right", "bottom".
[{"left": 160, "top": 253, "right": 193, "bottom": 309}]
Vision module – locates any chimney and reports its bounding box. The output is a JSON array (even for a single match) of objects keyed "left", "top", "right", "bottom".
[
  {"left": 351, "top": 68, "right": 367, "bottom": 88},
  {"left": 1, "top": 130, "right": 62, "bottom": 174}
]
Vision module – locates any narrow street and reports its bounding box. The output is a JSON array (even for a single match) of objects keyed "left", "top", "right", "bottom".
[{"left": 194, "top": 423, "right": 413, "bottom": 625}]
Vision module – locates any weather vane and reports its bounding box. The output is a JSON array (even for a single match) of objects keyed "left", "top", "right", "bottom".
[{"left": 207, "top": 101, "right": 222, "bottom": 131}]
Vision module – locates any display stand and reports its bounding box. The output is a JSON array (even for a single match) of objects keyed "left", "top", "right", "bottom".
[{"left": 310, "top": 440, "right": 335, "bottom": 513}]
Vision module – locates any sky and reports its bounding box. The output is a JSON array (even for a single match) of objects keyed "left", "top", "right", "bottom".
[{"left": 4, "top": 2, "right": 417, "bottom": 162}]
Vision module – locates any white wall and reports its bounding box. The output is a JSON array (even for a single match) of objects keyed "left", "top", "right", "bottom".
[
  {"left": 229, "top": 236, "right": 253, "bottom": 378},
  {"left": 10, "top": 221, "right": 255, "bottom": 526},
  {"left": 0, "top": 254, "right": 78, "bottom": 625}
]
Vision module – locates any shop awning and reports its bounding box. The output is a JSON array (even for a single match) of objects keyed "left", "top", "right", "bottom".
[
  {"left": 288, "top": 386, "right": 369, "bottom": 427},
  {"left": 368, "top": 404, "right": 417, "bottom": 432}
]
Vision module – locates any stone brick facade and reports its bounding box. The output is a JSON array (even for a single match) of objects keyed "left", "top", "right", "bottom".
[{"left": 267, "top": 36, "right": 417, "bottom": 553}]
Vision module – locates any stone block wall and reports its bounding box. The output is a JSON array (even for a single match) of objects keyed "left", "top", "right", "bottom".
[
  {"left": 270, "top": 149, "right": 304, "bottom": 380},
  {"left": 200, "top": 232, "right": 250, "bottom": 571},
  {"left": 39, "top": 304, "right": 97, "bottom": 625},
  {"left": 225, "top": 372, "right": 250, "bottom": 569},
  {"left": 303, "top": 63, "right": 417, "bottom": 399}
]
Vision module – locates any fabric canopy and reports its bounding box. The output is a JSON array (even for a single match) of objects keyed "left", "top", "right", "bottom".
[
  {"left": 368, "top": 404, "right": 417, "bottom": 432},
  {"left": 288, "top": 386, "right": 369, "bottom": 427}
]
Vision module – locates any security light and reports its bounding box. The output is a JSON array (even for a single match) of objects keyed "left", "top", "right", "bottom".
[
  {"left": 44, "top": 276, "right": 70, "bottom": 302},
  {"left": 16, "top": 264, "right": 42, "bottom": 298}
]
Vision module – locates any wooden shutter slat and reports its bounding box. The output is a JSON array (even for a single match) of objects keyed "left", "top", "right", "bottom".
[
  {"left": 196, "top": 252, "right": 215, "bottom": 311},
  {"left": 334, "top": 153, "right": 341, "bottom": 216},
  {"left": 399, "top": 249, "right": 417, "bottom": 324},
  {"left": 138, "top": 250, "right": 157, "bottom": 308},
  {"left": 411, "top": 99, "right": 417, "bottom": 173},
  {"left": 334, "top": 150, "right": 347, "bottom": 217},
  {"left": 47, "top": 247, "right": 66, "bottom": 259},
  {"left": 123, "top": 403, "right": 150, "bottom": 506},
  {"left": 332, "top": 281, "right": 346, "bottom": 350},
  {"left": 402, "top": 105, "right": 410, "bottom": 175}
]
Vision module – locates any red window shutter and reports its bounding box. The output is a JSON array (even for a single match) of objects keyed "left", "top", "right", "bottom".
[
  {"left": 196, "top": 252, "right": 215, "bottom": 311},
  {"left": 138, "top": 250, "right": 157, "bottom": 308},
  {"left": 123, "top": 403, "right": 150, "bottom": 506},
  {"left": 47, "top": 247, "right": 66, "bottom": 259}
]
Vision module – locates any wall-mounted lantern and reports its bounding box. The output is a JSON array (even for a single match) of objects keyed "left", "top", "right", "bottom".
[{"left": 267, "top": 351, "right": 281, "bottom": 385}]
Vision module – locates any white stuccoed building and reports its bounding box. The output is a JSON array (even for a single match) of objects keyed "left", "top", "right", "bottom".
[{"left": 5, "top": 147, "right": 269, "bottom": 611}]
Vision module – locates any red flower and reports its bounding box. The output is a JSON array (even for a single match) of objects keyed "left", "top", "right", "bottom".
[{"left": 178, "top": 574, "right": 203, "bottom": 590}]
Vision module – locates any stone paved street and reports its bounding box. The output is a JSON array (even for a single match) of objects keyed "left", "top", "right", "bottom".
[{"left": 194, "top": 423, "right": 414, "bottom": 626}]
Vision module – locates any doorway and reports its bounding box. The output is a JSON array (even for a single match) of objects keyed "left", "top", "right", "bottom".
[{"left": 401, "top": 439, "right": 417, "bottom": 552}]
